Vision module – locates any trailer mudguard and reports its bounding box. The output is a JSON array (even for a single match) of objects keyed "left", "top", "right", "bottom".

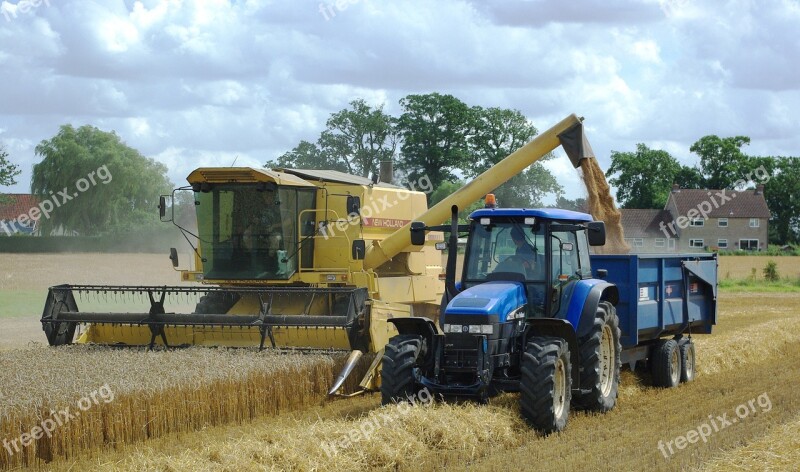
[{"left": 564, "top": 279, "right": 619, "bottom": 339}]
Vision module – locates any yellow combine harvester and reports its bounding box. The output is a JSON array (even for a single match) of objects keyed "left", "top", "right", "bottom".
[{"left": 41, "top": 114, "right": 594, "bottom": 393}]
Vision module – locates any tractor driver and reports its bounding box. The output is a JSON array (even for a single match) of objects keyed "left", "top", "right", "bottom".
[
  {"left": 510, "top": 226, "right": 537, "bottom": 276},
  {"left": 243, "top": 191, "right": 283, "bottom": 265}
]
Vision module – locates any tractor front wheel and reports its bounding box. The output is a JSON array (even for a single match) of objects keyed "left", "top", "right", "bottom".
[
  {"left": 380, "top": 335, "right": 424, "bottom": 405},
  {"left": 520, "top": 336, "right": 572, "bottom": 434}
]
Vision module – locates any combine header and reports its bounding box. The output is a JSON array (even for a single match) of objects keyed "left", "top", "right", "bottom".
[{"left": 40, "top": 114, "right": 595, "bottom": 393}]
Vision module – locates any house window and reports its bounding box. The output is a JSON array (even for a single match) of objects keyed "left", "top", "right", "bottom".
[
  {"left": 624, "top": 238, "right": 644, "bottom": 248},
  {"left": 668, "top": 238, "right": 676, "bottom": 250},
  {"left": 718, "top": 239, "right": 728, "bottom": 249},
  {"left": 654, "top": 238, "right": 666, "bottom": 248},
  {"left": 718, "top": 218, "right": 728, "bottom": 227},
  {"left": 740, "top": 239, "right": 759, "bottom": 250},
  {"left": 749, "top": 218, "right": 760, "bottom": 228},
  {"left": 689, "top": 239, "right": 704, "bottom": 248},
  {"left": 690, "top": 218, "right": 705, "bottom": 227}
]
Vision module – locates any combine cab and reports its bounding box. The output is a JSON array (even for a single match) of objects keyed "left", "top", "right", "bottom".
[{"left": 40, "top": 114, "right": 595, "bottom": 394}]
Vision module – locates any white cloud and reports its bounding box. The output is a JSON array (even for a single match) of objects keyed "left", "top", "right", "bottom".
[{"left": 0, "top": 0, "right": 797, "bottom": 210}]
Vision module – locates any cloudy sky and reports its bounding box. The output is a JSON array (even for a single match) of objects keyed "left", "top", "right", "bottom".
[{"left": 1, "top": 0, "right": 798, "bottom": 202}]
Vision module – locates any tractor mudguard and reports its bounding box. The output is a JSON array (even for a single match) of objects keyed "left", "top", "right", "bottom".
[
  {"left": 569, "top": 281, "right": 619, "bottom": 339},
  {"left": 388, "top": 317, "right": 440, "bottom": 351}
]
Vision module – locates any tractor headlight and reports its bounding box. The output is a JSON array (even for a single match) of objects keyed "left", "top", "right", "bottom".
[
  {"left": 443, "top": 324, "right": 462, "bottom": 333},
  {"left": 443, "top": 324, "right": 493, "bottom": 334}
]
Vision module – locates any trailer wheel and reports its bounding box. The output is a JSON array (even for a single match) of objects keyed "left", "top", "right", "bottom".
[
  {"left": 574, "top": 301, "right": 621, "bottom": 412},
  {"left": 380, "top": 335, "right": 424, "bottom": 405},
  {"left": 679, "top": 339, "right": 696, "bottom": 383},
  {"left": 651, "top": 339, "right": 680, "bottom": 388},
  {"left": 520, "top": 336, "right": 571, "bottom": 434}
]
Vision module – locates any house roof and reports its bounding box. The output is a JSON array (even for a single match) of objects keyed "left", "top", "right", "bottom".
[
  {"left": 0, "top": 194, "right": 41, "bottom": 221},
  {"left": 668, "top": 188, "right": 770, "bottom": 219},
  {"left": 620, "top": 209, "right": 673, "bottom": 238}
]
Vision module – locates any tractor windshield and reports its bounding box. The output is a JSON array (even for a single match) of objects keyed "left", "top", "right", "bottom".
[
  {"left": 464, "top": 222, "right": 546, "bottom": 282},
  {"left": 463, "top": 221, "right": 548, "bottom": 316},
  {"left": 194, "top": 184, "right": 316, "bottom": 280}
]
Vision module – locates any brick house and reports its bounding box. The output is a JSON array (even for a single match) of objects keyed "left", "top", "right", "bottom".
[
  {"left": 0, "top": 194, "right": 40, "bottom": 236},
  {"left": 620, "top": 209, "right": 678, "bottom": 253},
  {"left": 620, "top": 185, "right": 770, "bottom": 253}
]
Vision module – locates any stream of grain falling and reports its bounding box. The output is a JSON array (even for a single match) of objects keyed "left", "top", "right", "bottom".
[{"left": 580, "top": 158, "right": 630, "bottom": 254}]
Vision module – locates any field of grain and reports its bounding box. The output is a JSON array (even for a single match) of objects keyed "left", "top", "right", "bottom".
[
  {"left": 717, "top": 255, "right": 800, "bottom": 280},
  {"left": 1, "top": 254, "right": 799, "bottom": 471}
]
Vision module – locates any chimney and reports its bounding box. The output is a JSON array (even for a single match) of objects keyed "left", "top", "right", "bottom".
[
  {"left": 672, "top": 183, "right": 680, "bottom": 193},
  {"left": 755, "top": 184, "right": 764, "bottom": 195},
  {"left": 379, "top": 160, "right": 393, "bottom": 184}
]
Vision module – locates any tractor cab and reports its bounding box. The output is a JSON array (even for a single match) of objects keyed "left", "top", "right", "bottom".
[{"left": 459, "top": 208, "right": 604, "bottom": 319}]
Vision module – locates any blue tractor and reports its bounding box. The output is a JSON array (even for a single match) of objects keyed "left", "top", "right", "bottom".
[
  {"left": 382, "top": 201, "right": 620, "bottom": 433},
  {"left": 382, "top": 199, "right": 717, "bottom": 433}
]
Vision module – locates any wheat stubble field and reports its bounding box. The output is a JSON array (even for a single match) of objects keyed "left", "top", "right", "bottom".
[{"left": 1, "top": 254, "right": 799, "bottom": 471}]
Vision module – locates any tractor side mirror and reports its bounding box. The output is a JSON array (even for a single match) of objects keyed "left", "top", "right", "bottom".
[
  {"left": 410, "top": 221, "right": 426, "bottom": 246},
  {"left": 347, "top": 196, "right": 361, "bottom": 216},
  {"left": 351, "top": 239, "right": 366, "bottom": 260},
  {"left": 158, "top": 195, "right": 170, "bottom": 221},
  {"left": 169, "top": 248, "right": 179, "bottom": 268},
  {"left": 587, "top": 221, "right": 606, "bottom": 246}
]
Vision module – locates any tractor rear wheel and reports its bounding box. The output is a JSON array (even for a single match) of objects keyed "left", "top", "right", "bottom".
[
  {"left": 520, "top": 336, "right": 571, "bottom": 434},
  {"left": 380, "top": 335, "right": 424, "bottom": 405},
  {"left": 574, "top": 301, "right": 621, "bottom": 412},
  {"left": 651, "top": 338, "right": 681, "bottom": 388},
  {"left": 679, "top": 339, "right": 696, "bottom": 383}
]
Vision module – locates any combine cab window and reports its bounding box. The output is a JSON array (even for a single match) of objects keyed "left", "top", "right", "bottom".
[{"left": 195, "top": 184, "right": 316, "bottom": 280}]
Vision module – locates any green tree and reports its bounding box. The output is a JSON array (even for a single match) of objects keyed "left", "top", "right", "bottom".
[
  {"left": 396, "top": 93, "right": 474, "bottom": 190},
  {"left": 553, "top": 196, "right": 588, "bottom": 212},
  {"left": 606, "top": 144, "right": 681, "bottom": 209},
  {"left": 32, "top": 125, "right": 173, "bottom": 236},
  {"left": 467, "top": 107, "right": 562, "bottom": 207},
  {"left": 674, "top": 165, "right": 705, "bottom": 189},
  {"left": 690, "top": 135, "right": 751, "bottom": 189},
  {"left": 0, "top": 143, "right": 21, "bottom": 203},
  {"left": 273, "top": 100, "right": 397, "bottom": 177},
  {"left": 275, "top": 140, "right": 348, "bottom": 173},
  {"left": 761, "top": 156, "right": 800, "bottom": 244},
  {"left": 428, "top": 180, "right": 483, "bottom": 224}
]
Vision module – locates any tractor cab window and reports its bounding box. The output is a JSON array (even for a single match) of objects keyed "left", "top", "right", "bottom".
[
  {"left": 195, "top": 184, "right": 315, "bottom": 280},
  {"left": 463, "top": 221, "right": 547, "bottom": 316},
  {"left": 550, "top": 230, "right": 581, "bottom": 285}
]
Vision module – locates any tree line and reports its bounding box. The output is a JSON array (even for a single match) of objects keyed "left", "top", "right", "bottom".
[
  {"left": 606, "top": 137, "right": 800, "bottom": 244},
  {"left": 272, "top": 93, "right": 565, "bottom": 216}
]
